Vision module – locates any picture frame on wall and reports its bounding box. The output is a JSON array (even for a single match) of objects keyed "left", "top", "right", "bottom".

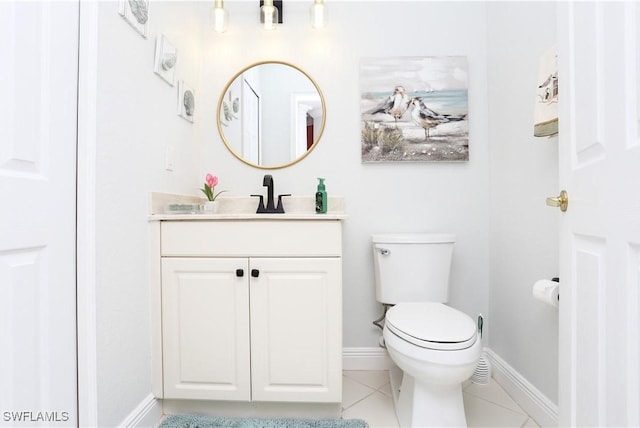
[
  {"left": 118, "top": 0, "right": 149, "bottom": 38},
  {"left": 177, "top": 80, "right": 195, "bottom": 123},
  {"left": 154, "top": 34, "right": 177, "bottom": 86},
  {"left": 360, "top": 56, "right": 469, "bottom": 162}
]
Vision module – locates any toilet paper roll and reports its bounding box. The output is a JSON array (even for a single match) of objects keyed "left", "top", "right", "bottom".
[{"left": 533, "top": 279, "right": 560, "bottom": 307}]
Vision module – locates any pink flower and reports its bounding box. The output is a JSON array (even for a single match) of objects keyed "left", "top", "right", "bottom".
[
  {"left": 201, "top": 173, "right": 227, "bottom": 202},
  {"left": 206, "top": 173, "right": 217, "bottom": 188}
]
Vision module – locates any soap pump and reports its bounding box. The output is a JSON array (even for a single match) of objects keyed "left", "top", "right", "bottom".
[{"left": 315, "top": 178, "right": 327, "bottom": 214}]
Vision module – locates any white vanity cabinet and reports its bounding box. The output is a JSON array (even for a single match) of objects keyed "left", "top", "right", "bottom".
[{"left": 152, "top": 219, "right": 343, "bottom": 405}]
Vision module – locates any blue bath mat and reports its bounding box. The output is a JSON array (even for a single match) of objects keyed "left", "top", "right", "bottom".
[{"left": 158, "top": 414, "right": 369, "bottom": 428}]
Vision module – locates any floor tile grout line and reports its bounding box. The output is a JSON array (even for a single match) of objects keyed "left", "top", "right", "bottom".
[
  {"left": 520, "top": 417, "right": 534, "bottom": 428},
  {"left": 341, "top": 381, "right": 376, "bottom": 404},
  {"left": 463, "top": 381, "right": 531, "bottom": 417},
  {"left": 341, "top": 388, "right": 386, "bottom": 413},
  {"left": 342, "top": 375, "right": 379, "bottom": 403},
  {"left": 342, "top": 372, "right": 391, "bottom": 392},
  {"left": 375, "top": 383, "right": 392, "bottom": 398},
  {"left": 463, "top": 391, "right": 530, "bottom": 417}
]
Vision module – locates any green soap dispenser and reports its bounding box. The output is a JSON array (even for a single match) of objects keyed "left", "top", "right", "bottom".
[{"left": 315, "top": 178, "right": 327, "bottom": 214}]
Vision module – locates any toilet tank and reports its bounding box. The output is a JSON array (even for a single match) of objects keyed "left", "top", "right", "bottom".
[{"left": 372, "top": 233, "right": 455, "bottom": 304}]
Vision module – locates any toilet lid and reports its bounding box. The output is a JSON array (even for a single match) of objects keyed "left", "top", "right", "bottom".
[{"left": 385, "top": 302, "right": 477, "bottom": 351}]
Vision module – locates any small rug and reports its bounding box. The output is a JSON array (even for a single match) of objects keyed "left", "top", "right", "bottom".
[{"left": 158, "top": 414, "right": 369, "bottom": 428}]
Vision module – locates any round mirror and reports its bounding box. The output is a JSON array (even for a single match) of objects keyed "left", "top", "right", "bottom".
[{"left": 217, "top": 61, "right": 326, "bottom": 169}]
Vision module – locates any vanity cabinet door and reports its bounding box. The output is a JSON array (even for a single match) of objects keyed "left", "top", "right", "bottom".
[
  {"left": 161, "top": 257, "right": 251, "bottom": 401},
  {"left": 249, "top": 257, "right": 342, "bottom": 403}
]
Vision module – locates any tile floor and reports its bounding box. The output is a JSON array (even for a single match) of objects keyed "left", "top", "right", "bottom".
[{"left": 341, "top": 370, "right": 540, "bottom": 428}]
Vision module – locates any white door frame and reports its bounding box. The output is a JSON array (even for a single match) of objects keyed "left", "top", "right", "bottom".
[{"left": 77, "top": 1, "right": 100, "bottom": 426}]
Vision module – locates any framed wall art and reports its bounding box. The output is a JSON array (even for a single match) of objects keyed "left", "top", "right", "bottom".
[
  {"left": 154, "top": 34, "right": 177, "bottom": 86},
  {"left": 118, "top": 0, "right": 149, "bottom": 38},
  {"left": 177, "top": 80, "right": 195, "bottom": 123},
  {"left": 360, "top": 56, "right": 469, "bottom": 162}
]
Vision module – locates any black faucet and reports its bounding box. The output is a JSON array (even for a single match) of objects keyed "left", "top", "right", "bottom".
[{"left": 251, "top": 174, "right": 290, "bottom": 214}]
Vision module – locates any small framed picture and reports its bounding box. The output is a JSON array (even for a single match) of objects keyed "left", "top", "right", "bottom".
[
  {"left": 177, "top": 80, "right": 195, "bottom": 123},
  {"left": 154, "top": 35, "right": 177, "bottom": 86},
  {"left": 118, "top": 0, "right": 149, "bottom": 38}
]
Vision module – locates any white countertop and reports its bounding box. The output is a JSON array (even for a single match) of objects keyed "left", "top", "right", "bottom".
[
  {"left": 150, "top": 212, "right": 347, "bottom": 221},
  {"left": 148, "top": 193, "right": 347, "bottom": 221}
]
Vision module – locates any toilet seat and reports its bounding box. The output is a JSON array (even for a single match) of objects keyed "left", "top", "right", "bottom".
[{"left": 385, "top": 302, "right": 477, "bottom": 351}]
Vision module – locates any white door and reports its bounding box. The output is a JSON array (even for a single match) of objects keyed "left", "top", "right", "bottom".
[
  {"left": 161, "top": 257, "right": 251, "bottom": 401},
  {"left": 250, "top": 257, "right": 342, "bottom": 403},
  {"left": 0, "top": 1, "right": 79, "bottom": 426},
  {"left": 557, "top": 2, "right": 640, "bottom": 426}
]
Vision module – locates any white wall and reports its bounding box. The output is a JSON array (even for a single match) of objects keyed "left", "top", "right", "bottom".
[
  {"left": 93, "top": 2, "right": 204, "bottom": 426},
  {"left": 487, "top": 2, "right": 559, "bottom": 403},
  {"left": 199, "top": 1, "right": 491, "bottom": 349}
]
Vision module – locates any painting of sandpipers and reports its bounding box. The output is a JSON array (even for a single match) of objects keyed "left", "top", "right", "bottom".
[{"left": 361, "top": 56, "right": 469, "bottom": 162}]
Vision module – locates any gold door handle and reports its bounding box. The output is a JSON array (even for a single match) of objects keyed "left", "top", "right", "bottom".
[{"left": 546, "top": 190, "right": 568, "bottom": 212}]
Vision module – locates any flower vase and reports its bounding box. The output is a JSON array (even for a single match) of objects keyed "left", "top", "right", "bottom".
[{"left": 201, "top": 201, "right": 219, "bottom": 214}]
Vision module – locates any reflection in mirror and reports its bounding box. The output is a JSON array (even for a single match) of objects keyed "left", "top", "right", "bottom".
[{"left": 217, "top": 61, "right": 325, "bottom": 169}]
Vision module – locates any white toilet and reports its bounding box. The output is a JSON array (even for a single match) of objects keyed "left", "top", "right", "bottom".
[{"left": 372, "top": 233, "right": 480, "bottom": 428}]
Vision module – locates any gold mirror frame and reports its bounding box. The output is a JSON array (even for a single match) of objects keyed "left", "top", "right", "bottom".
[{"left": 217, "top": 61, "right": 326, "bottom": 170}]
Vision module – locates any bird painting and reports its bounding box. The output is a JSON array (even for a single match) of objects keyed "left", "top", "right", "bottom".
[
  {"left": 360, "top": 56, "right": 469, "bottom": 162},
  {"left": 367, "top": 86, "right": 411, "bottom": 126},
  {"left": 408, "top": 98, "right": 467, "bottom": 140}
]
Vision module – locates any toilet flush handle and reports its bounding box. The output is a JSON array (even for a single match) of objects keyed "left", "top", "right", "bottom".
[{"left": 378, "top": 248, "right": 391, "bottom": 256}]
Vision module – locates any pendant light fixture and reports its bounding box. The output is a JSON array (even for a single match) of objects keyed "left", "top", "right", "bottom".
[
  {"left": 310, "top": 0, "right": 326, "bottom": 29},
  {"left": 260, "top": 0, "right": 279, "bottom": 30},
  {"left": 211, "top": 0, "right": 228, "bottom": 33}
]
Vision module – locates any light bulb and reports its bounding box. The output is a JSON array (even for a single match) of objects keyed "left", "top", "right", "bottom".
[
  {"left": 261, "top": 0, "right": 278, "bottom": 30},
  {"left": 211, "top": 0, "right": 228, "bottom": 33},
  {"left": 310, "top": 0, "right": 326, "bottom": 29}
]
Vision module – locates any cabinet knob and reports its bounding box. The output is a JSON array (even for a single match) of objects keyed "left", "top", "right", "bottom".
[
  {"left": 236, "top": 269, "right": 244, "bottom": 277},
  {"left": 251, "top": 269, "right": 260, "bottom": 278}
]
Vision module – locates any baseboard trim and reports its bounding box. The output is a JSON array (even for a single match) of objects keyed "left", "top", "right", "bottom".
[
  {"left": 484, "top": 348, "right": 558, "bottom": 428},
  {"left": 118, "top": 393, "right": 163, "bottom": 428},
  {"left": 342, "top": 346, "right": 393, "bottom": 370}
]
